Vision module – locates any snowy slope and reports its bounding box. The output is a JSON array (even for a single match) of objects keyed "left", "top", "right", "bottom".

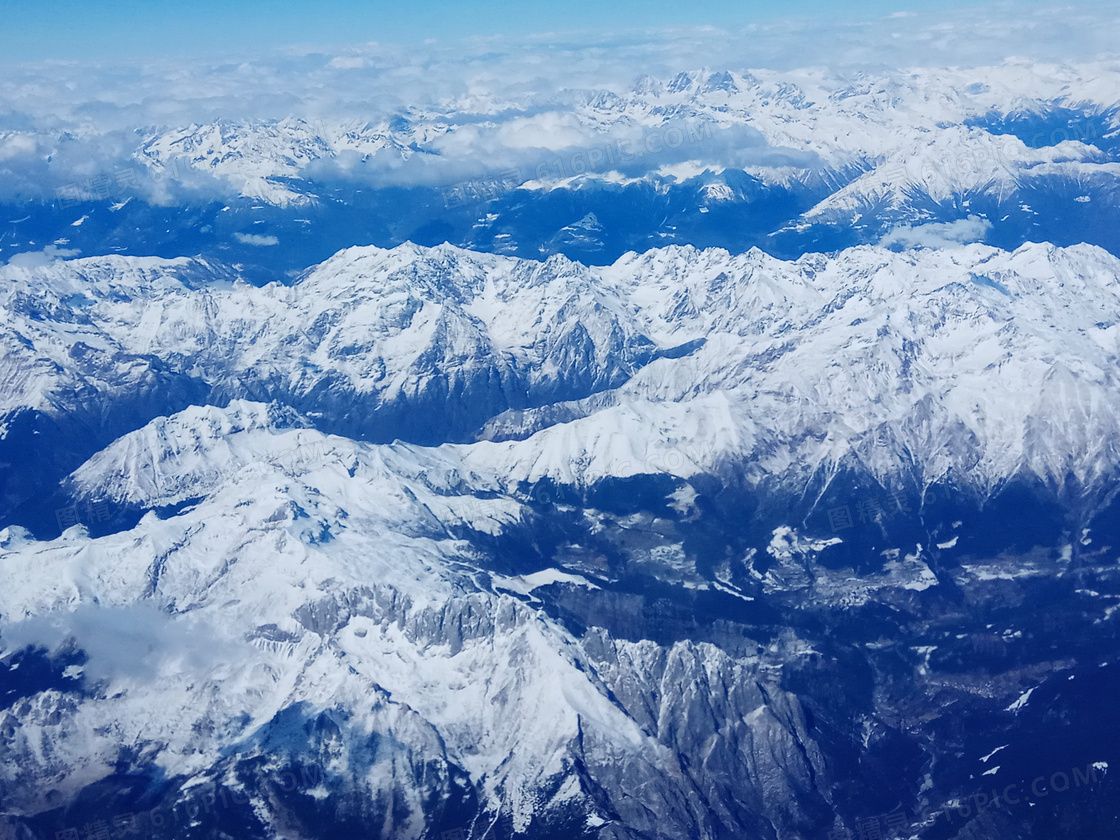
[
  {"left": 799, "top": 128, "right": 1115, "bottom": 221},
  {"left": 0, "top": 401, "right": 834, "bottom": 839},
  {"left": 3, "top": 240, "right": 1120, "bottom": 514},
  {"left": 0, "top": 244, "right": 654, "bottom": 449},
  {"left": 120, "top": 62, "right": 1120, "bottom": 211},
  {"left": 136, "top": 117, "right": 450, "bottom": 206},
  {"left": 1, "top": 239, "right": 1118, "bottom": 838}
]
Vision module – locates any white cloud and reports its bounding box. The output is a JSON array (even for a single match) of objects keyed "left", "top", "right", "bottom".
[
  {"left": 494, "top": 111, "right": 589, "bottom": 149},
  {"left": 234, "top": 232, "right": 280, "bottom": 246},
  {"left": 0, "top": 602, "right": 248, "bottom": 684},
  {"left": 879, "top": 215, "right": 993, "bottom": 249},
  {"left": 328, "top": 56, "right": 367, "bottom": 69},
  {"left": 0, "top": 132, "right": 38, "bottom": 160},
  {"left": 6, "top": 245, "right": 80, "bottom": 267}
]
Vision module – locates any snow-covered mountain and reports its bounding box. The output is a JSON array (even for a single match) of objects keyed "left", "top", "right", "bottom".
[
  {"left": 123, "top": 64, "right": 1114, "bottom": 187},
  {"left": 3, "top": 240, "right": 1120, "bottom": 523},
  {"left": 2, "top": 239, "right": 1120, "bottom": 839},
  {"left": 136, "top": 117, "right": 450, "bottom": 207},
  {"left": 121, "top": 62, "right": 1120, "bottom": 213},
  {"left": 1, "top": 400, "right": 842, "bottom": 839},
  {"left": 6, "top": 21, "right": 1120, "bottom": 839},
  {"left": 7, "top": 61, "right": 1118, "bottom": 292}
]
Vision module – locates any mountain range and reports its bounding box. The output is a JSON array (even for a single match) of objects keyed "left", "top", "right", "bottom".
[{"left": 1, "top": 238, "right": 1119, "bottom": 838}]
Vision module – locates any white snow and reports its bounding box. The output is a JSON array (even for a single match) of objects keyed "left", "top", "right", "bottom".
[
  {"left": 981, "top": 744, "right": 1007, "bottom": 762},
  {"left": 1006, "top": 687, "right": 1036, "bottom": 713},
  {"left": 491, "top": 569, "right": 600, "bottom": 599},
  {"left": 6, "top": 240, "right": 1120, "bottom": 502}
]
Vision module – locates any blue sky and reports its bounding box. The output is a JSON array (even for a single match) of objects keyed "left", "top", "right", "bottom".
[{"left": 0, "top": 0, "right": 1087, "bottom": 63}]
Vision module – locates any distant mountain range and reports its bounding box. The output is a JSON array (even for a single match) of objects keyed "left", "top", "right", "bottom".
[{"left": 2, "top": 63, "right": 1118, "bottom": 276}]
